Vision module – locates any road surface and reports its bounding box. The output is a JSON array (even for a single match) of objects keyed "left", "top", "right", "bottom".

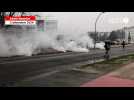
[{"left": 0, "top": 44, "right": 134, "bottom": 86}]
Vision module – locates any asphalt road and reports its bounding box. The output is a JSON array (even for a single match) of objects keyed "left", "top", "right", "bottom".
[{"left": 0, "top": 44, "right": 134, "bottom": 86}]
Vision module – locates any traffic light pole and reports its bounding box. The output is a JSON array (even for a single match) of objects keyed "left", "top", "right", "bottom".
[{"left": 93, "top": 12, "right": 105, "bottom": 64}]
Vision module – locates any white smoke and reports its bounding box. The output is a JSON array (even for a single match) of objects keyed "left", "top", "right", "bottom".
[
  {"left": 54, "top": 32, "right": 94, "bottom": 52},
  {"left": 96, "top": 42, "right": 105, "bottom": 49},
  {"left": 0, "top": 27, "right": 104, "bottom": 57}
]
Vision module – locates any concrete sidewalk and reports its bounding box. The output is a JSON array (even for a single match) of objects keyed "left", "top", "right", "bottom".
[{"left": 81, "top": 62, "right": 134, "bottom": 87}]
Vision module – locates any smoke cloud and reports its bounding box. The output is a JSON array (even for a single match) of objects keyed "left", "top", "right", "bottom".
[{"left": 0, "top": 27, "right": 104, "bottom": 57}]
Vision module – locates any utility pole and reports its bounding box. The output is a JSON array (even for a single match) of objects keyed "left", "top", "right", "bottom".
[
  {"left": 93, "top": 12, "right": 105, "bottom": 64},
  {"left": 94, "top": 12, "right": 105, "bottom": 49}
]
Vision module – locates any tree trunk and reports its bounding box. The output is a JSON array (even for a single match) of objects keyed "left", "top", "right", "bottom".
[{"left": 0, "top": 12, "right": 5, "bottom": 27}]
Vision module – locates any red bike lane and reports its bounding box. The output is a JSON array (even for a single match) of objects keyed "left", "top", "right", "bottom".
[{"left": 81, "top": 62, "right": 134, "bottom": 87}]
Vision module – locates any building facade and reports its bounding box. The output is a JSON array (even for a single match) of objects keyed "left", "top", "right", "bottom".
[
  {"left": 117, "top": 27, "right": 134, "bottom": 43},
  {"left": 36, "top": 15, "right": 58, "bottom": 32},
  {"left": 124, "top": 27, "right": 134, "bottom": 43}
]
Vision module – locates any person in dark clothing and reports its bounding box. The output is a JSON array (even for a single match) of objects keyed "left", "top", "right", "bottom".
[
  {"left": 104, "top": 41, "right": 111, "bottom": 60},
  {"left": 104, "top": 41, "right": 110, "bottom": 53},
  {"left": 122, "top": 40, "right": 126, "bottom": 49}
]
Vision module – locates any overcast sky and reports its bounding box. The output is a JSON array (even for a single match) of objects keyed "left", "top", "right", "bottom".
[{"left": 33, "top": 12, "right": 134, "bottom": 33}]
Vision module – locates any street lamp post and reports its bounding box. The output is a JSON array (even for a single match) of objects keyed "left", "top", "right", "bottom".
[
  {"left": 92, "top": 12, "right": 105, "bottom": 64},
  {"left": 94, "top": 12, "right": 105, "bottom": 49}
]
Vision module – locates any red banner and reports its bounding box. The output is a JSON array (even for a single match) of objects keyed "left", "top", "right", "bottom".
[
  {"left": 4, "top": 16, "right": 36, "bottom": 25},
  {"left": 5, "top": 16, "right": 36, "bottom": 21}
]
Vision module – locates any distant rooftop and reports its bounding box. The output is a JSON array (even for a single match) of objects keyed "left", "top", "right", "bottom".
[
  {"left": 114, "top": 26, "right": 134, "bottom": 31},
  {"left": 125, "top": 26, "right": 134, "bottom": 30}
]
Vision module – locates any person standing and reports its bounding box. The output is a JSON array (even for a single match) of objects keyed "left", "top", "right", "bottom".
[
  {"left": 104, "top": 41, "right": 111, "bottom": 60},
  {"left": 122, "top": 40, "right": 126, "bottom": 49}
]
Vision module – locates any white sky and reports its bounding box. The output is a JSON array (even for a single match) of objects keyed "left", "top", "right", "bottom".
[{"left": 33, "top": 12, "right": 134, "bottom": 33}]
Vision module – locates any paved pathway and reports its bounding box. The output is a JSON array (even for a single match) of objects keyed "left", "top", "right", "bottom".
[{"left": 81, "top": 62, "right": 134, "bottom": 87}]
